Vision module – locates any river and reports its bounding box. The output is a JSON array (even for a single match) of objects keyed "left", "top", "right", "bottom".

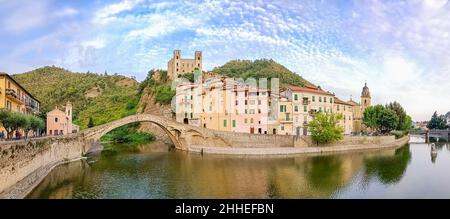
[{"left": 26, "top": 137, "right": 450, "bottom": 199}]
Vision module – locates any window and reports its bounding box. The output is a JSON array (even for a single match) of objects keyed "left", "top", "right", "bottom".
[
  {"left": 285, "top": 113, "right": 290, "bottom": 121},
  {"left": 245, "top": 109, "right": 248, "bottom": 114},
  {"left": 294, "top": 94, "right": 298, "bottom": 100},
  {"left": 232, "top": 120, "right": 236, "bottom": 127},
  {"left": 281, "top": 126, "right": 284, "bottom": 131},
  {"left": 319, "top": 97, "right": 322, "bottom": 102},
  {"left": 304, "top": 106, "right": 307, "bottom": 112},
  {"left": 258, "top": 100, "right": 261, "bottom": 105},
  {"left": 319, "top": 107, "right": 322, "bottom": 112},
  {"left": 250, "top": 109, "right": 255, "bottom": 114},
  {"left": 250, "top": 118, "right": 254, "bottom": 123},
  {"left": 312, "top": 96, "right": 315, "bottom": 102},
  {"left": 184, "top": 112, "right": 187, "bottom": 118},
  {"left": 249, "top": 100, "right": 255, "bottom": 105},
  {"left": 258, "top": 109, "right": 261, "bottom": 114},
  {"left": 55, "top": 118, "right": 58, "bottom": 123},
  {"left": 245, "top": 100, "right": 248, "bottom": 105},
  {"left": 190, "top": 113, "right": 193, "bottom": 119},
  {"left": 235, "top": 100, "right": 239, "bottom": 105},
  {"left": 330, "top": 98, "right": 333, "bottom": 103},
  {"left": 294, "top": 106, "right": 298, "bottom": 112},
  {"left": 245, "top": 118, "right": 248, "bottom": 123},
  {"left": 337, "top": 105, "right": 340, "bottom": 111},
  {"left": 223, "top": 120, "right": 227, "bottom": 127},
  {"left": 280, "top": 105, "right": 284, "bottom": 112}
]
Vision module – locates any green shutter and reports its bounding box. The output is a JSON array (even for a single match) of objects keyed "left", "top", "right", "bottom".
[
  {"left": 294, "top": 106, "right": 298, "bottom": 112},
  {"left": 232, "top": 120, "right": 236, "bottom": 127},
  {"left": 294, "top": 94, "right": 298, "bottom": 100},
  {"left": 280, "top": 105, "right": 283, "bottom": 112},
  {"left": 223, "top": 120, "right": 227, "bottom": 127}
]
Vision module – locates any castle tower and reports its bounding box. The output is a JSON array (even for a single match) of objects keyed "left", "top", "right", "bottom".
[
  {"left": 194, "top": 51, "right": 202, "bottom": 70},
  {"left": 361, "top": 82, "right": 371, "bottom": 113},
  {"left": 65, "top": 101, "right": 73, "bottom": 134}
]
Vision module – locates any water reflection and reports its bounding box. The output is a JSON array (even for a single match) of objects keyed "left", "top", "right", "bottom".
[
  {"left": 363, "top": 145, "right": 411, "bottom": 184},
  {"left": 27, "top": 143, "right": 439, "bottom": 199}
]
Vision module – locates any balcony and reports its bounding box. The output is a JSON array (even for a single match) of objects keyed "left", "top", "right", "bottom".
[
  {"left": 5, "top": 89, "right": 24, "bottom": 104},
  {"left": 302, "top": 98, "right": 310, "bottom": 105}
]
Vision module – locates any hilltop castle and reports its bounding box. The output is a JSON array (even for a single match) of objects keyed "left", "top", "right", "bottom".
[{"left": 167, "top": 50, "right": 202, "bottom": 79}]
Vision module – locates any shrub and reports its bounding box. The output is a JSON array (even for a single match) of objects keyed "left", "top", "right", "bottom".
[{"left": 308, "top": 113, "right": 344, "bottom": 145}]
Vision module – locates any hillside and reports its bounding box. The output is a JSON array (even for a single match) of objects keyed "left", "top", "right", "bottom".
[
  {"left": 12, "top": 66, "right": 139, "bottom": 129},
  {"left": 212, "top": 59, "right": 312, "bottom": 88}
]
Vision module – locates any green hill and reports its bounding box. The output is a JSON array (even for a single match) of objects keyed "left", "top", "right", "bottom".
[
  {"left": 212, "top": 59, "right": 312, "bottom": 88},
  {"left": 12, "top": 66, "right": 140, "bottom": 129}
]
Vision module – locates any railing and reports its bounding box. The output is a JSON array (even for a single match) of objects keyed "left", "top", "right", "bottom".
[{"left": 5, "top": 89, "right": 24, "bottom": 103}]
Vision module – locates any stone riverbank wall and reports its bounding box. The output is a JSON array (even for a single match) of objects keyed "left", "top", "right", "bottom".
[{"left": 0, "top": 134, "right": 84, "bottom": 199}]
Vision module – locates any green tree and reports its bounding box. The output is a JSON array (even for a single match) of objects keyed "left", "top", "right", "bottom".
[
  {"left": 386, "top": 101, "right": 407, "bottom": 130},
  {"left": 0, "top": 110, "right": 27, "bottom": 139},
  {"left": 87, "top": 117, "right": 95, "bottom": 128},
  {"left": 308, "top": 113, "right": 344, "bottom": 144},
  {"left": 427, "top": 111, "right": 448, "bottom": 130},
  {"left": 378, "top": 108, "right": 399, "bottom": 134},
  {"left": 401, "top": 115, "right": 413, "bottom": 132},
  {"left": 30, "top": 116, "right": 45, "bottom": 136},
  {"left": 363, "top": 105, "right": 384, "bottom": 130}
]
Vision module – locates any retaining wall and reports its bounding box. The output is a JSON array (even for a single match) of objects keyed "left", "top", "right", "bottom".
[{"left": 0, "top": 134, "right": 84, "bottom": 199}]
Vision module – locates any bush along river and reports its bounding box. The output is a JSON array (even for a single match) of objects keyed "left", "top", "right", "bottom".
[{"left": 26, "top": 137, "right": 450, "bottom": 199}]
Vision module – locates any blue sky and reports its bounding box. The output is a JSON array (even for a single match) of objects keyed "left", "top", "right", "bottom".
[{"left": 1, "top": 0, "right": 449, "bottom": 121}]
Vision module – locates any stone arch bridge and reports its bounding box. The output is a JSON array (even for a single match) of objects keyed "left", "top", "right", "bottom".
[{"left": 80, "top": 114, "right": 294, "bottom": 154}]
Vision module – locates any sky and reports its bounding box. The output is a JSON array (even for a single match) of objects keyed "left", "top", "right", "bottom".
[{"left": 0, "top": 0, "right": 449, "bottom": 121}]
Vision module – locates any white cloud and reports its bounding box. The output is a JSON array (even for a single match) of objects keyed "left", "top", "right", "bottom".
[{"left": 94, "top": 0, "right": 144, "bottom": 24}]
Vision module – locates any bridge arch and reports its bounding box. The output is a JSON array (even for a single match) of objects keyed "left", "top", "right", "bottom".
[{"left": 82, "top": 114, "right": 190, "bottom": 152}]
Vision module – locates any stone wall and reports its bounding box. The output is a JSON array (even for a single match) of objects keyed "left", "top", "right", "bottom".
[
  {"left": 294, "top": 135, "right": 397, "bottom": 148},
  {"left": 0, "top": 134, "right": 84, "bottom": 199},
  {"left": 212, "top": 131, "right": 294, "bottom": 148}
]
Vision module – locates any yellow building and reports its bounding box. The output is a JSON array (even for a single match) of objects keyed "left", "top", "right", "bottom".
[
  {"left": 347, "top": 83, "right": 372, "bottom": 134},
  {"left": 334, "top": 97, "right": 354, "bottom": 135},
  {"left": 0, "top": 73, "right": 40, "bottom": 137},
  {"left": 285, "top": 85, "right": 335, "bottom": 136}
]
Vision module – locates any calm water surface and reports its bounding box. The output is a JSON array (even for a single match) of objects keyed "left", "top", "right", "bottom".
[{"left": 27, "top": 138, "right": 450, "bottom": 199}]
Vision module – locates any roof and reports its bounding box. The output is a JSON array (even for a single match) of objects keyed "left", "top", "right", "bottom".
[
  {"left": 334, "top": 97, "right": 353, "bottom": 106},
  {"left": 47, "top": 108, "right": 66, "bottom": 116},
  {"left": 0, "top": 73, "right": 40, "bottom": 103},
  {"left": 287, "top": 85, "right": 334, "bottom": 96},
  {"left": 347, "top": 100, "right": 360, "bottom": 106}
]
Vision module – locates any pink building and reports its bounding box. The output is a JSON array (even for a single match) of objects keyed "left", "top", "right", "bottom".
[{"left": 46, "top": 101, "right": 78, "bottom": 135}]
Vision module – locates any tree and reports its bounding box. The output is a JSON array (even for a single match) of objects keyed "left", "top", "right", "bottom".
[
  {"left": 308, "top": 113, "right": 344, "bottom": 144},
  {"left": 363, "top": 105, "right": 384, "bottom": 131},
  {"left": 87, "top": 117, "right": 95, "bottom": 128},
  {"left": 30, "top": 116, "right": 45, "bottom": 137},
  {"left": 386, "top": 102, "right": 407, "bottom": 130},
  {"left": 0, "top": 111, "right": 27, "bottom": 139},
  {"left": 378, "top": 108, "right": 399, "bottom": 134},
  {"left": 401, "top": 115, "right": 413, "bottom": 132},
  {"left": 427, "top": 111, "right": 448, "bottom": 130}
]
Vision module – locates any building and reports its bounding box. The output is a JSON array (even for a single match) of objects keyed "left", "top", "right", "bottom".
[
  {"left": 334, "top": 97, "right": 354, "bottom": 135},
  {"left": 0, "top": 73, "right": 40, "bottom": 138},
  {"left": 284, "top": 85, "right": 335, "bottom": 136},
  {"left": 46, "top": 101, "right": 78, "bottom": 135},
  {"left": 167, "top": 50, "right": 202, "bottom": 79},
  {"left": 269, "top": 94, "right": 293, "bottom": 135},
  {"left": 347, "top": 83, "right": 372, "bottom": 134}
]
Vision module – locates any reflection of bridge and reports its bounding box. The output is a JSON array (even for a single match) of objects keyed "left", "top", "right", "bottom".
[
  {"left": 80, "top": 114, "right": 294, "bottom": 154},
  {"left": 410, "top": 130, "right": 450, "bottom": 143}
]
